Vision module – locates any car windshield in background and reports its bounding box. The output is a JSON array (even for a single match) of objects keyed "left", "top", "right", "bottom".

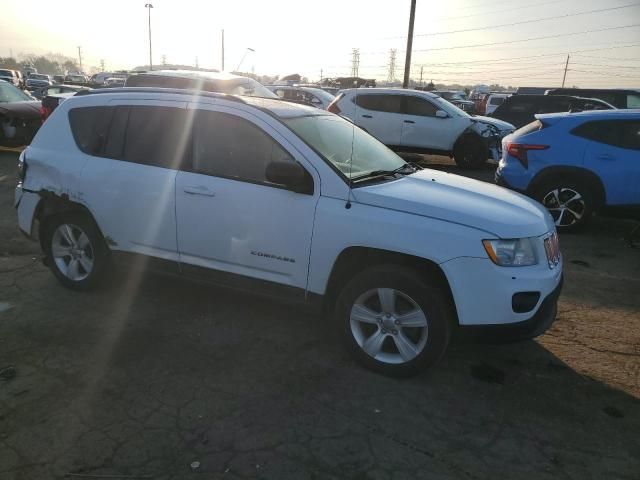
[
  {"left": 284, "top": 114, "right": 406, "bottom": 180},
  {"left": 433, "top": 96, "right": 469, "bottom": 117},
  {"left": 0, "top": 81, "right": 32, "bottom": 102},
  {"left": 0, "top": 69, "right": 14, "bottom": 77},
  {"left": 31, "top": 74, "right": 49, "bottom": 80},
  {"left": 223, "top": 78, "right": 277, "bottom": 98},
  {"left": 308, "top": 88, "right": 335, "bottom": 103}
]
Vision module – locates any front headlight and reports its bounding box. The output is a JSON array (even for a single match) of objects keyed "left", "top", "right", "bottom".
[{"left": 482, "top": 238, "right": 537, "bottom": 266}]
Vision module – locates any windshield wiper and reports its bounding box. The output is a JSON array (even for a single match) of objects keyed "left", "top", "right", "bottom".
[{"left": 351, "top": 163, "right": 417, "bottom": 183}]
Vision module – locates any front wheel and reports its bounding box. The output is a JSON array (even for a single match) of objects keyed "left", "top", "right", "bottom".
[
  {"left": 43, "top": 212, "right": 110, "bottom": 290},
  {"left": 336, "top": 265, "right": 453, "bottom": 377},
  {"left": 453, "top": 134, "right": 487, "bottom": 169}
]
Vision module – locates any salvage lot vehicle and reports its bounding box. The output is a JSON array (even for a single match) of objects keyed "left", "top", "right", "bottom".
[
  {"left": 490, "top": 94, "right": 615, "bottom": 129},
  {"left": 25, "top": 73, "right": 53, "bottom": 91},
  {"left": 328, "top": 88, "right": 515, "bottom": 168},
  {"left": 125, "top": 70, "right": 278, "bottom": 98},
  {"left": 15, "top": 88, "right": 562, "bottom": 376},
  {"left": 546, "top": 88, "right": 640, "bottom": 109},
  {"left": 0, "top": 80, "right": 40, "bottom": 147},
  {"left": 431, "top": 90, "right": 476, "bottom": 114},
  {"left": 266, "top": 85, "right": 335, "bottom": 109},
  {"left": 496, "top": 110, "right": 640, "bottom": 231},
  {"left": 0, "top": 68, "right": 20, "bottom": 87}
]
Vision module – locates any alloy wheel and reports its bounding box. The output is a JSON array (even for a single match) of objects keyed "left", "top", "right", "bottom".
[
  {"left": 542, "top": 187, "right": 586, "bottom": 227},
  {"left": 51, "top": 223, "right": 95, "bottom": 281},
  {"left": 350, "top": 288, "right": 429, "bottom": 365}
]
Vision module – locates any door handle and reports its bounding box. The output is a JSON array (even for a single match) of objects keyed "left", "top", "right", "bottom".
[
  {"left": 183, "top": 185, "right": 216, "bottom": 197},
  {"left": 404, "top": 120, "right": 415, "bottom": 124},
  {"left": 362, "top": 114, "right": 373, "bottom": 118},
  {"left": 597, "top": 153, "right": 615, "bottom": 161}
]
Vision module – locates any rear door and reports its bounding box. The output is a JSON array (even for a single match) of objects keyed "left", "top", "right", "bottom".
[
  {"left": 578, "top": 119, "right": 640, "bottom": 205},
  {"left": 79, "top": 100, "right": 187, "bottom": 262},
  {"left": 352, "top": 94, "right": 404, "bottom": 146}
]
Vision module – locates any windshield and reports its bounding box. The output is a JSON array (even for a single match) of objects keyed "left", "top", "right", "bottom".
[
  {"left": 0, "top": 70, "right": 13, "bottom": 77},
  {"left": 284, "top": 115, "right": 406, "bottom": 180},
  {"left": 224, "top": 78, "right": 278, "bottom": 98},
  {"left": 0, "top": 81, "right": 33, "bottom": 102},
  {"left": 306, "top": 88, "right": 335, "bottom": 103},
  {"left": 31, "top": 74, "right": 49, "bottom": 80}
]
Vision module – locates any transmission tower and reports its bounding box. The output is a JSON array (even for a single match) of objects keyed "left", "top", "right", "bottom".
[
  {"left": 387, "top": 49, "right": 397, "bottom": 83},
  {"left": 351, "top": 48, "right": 360, "bottom": 78},
  {"left": 161, "top": 54, "right": 167, "bottom": 66}
]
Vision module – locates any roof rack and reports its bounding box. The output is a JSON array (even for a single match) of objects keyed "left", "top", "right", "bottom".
[{"left": 74, "top": 87, "right": 246, "bottom": 104}]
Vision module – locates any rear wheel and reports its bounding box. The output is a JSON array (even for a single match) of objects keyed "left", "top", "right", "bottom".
[
  {"left": 336, "top": 265, "right": 452, "bottom": 377},
  {"left": 533, "top": 179, "right": 594, "bottom": 232},
  {"left": 453, "top": 134, "right": 486, "bottom": 169},
  {"left": 43, "top": 212, "right": 110, "bottom": 290}
]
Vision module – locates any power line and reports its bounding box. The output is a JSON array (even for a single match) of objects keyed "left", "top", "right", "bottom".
[
  {"left": 570, "top": 62, "right": 640, "bottom": 69},
  {"left": 411, "top": 23, "right": 640, "bottom": 52},
  {"left": 436, "top": 0, "right": 566, "bottom": 22},
  {"left": 410, "top": 3, "right": 640, "bottom": 38}
]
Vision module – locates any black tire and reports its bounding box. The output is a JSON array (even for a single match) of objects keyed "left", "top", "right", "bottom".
[
  {"left": 453, "top": 134, "right": 487, "bottom": 169},
  {"left": 335, "top": 265, "right": 453, "bottom": 377},
  {"left": 532, "top": 178, "right": 595, "bottom": 232},
  {"left": 42, "top": 211, "right": 110, "bottom": 291}
]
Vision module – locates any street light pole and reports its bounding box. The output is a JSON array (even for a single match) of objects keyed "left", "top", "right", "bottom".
[
  {"left": 145, "top": 3, "right": 154, "bottom": 71},
  {"left": 402, "top": 0, "right": 416, "bottom": 89}
]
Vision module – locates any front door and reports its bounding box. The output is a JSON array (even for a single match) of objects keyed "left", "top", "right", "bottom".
[
  {"left": 175, "top": 105, "right": 320, "bottom": 293},
  {"left": 353, "top": 93, "right": 404, "bottom": 146}
]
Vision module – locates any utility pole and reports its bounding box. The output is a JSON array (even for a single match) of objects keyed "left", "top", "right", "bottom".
[
  {"left": 387, "top": 49, "right": 397, "bottom": 83},
  {"left": 402, "top": 0, "right": 416, "bottom": 89},
  {"left": 161, "top": 54, "right": 167, "bottom": 66},
  {"left": 419, "top": 66, "right": 424, "bottom": 86},
  {"left": 9, "top": 48, "right": 13, "bottom": 58},
  {"left": 145, "top": 3, "right": 154, "bottom": 71},
  {"left": 320, "top": 68, "right": 323, "bottom": 83},
  {"left": 351, "top": 48, "right": 360, "bottom": 79},
  {"left": 561, "top": 54, "right": 570, "bottom": 87},
  {"left": 195, "top": 56, "right": 199, "bottom": 69},
  {"left": 77, "top": 46, "right": 83, "bottom": 72},
  {"left": 221, "top": 29, "right": 225, "bottom": 71},
  {"left": 100, "top": 59, "right": 105, "bottom": 71}
]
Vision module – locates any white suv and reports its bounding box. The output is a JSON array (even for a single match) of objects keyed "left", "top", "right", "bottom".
[
  {"left": 328, "top": 88, "right": 515, "bottom": 168},
  {"left": 15, "top": 88, "right": 562, "bottom": 376}
]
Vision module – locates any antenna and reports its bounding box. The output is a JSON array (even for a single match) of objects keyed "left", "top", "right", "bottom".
[{"left": 346, "top": 50, "right": 360, "bottom": 210}]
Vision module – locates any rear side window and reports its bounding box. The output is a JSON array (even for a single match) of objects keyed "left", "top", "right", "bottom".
[
  {"left": 504, "top": 98, "right": 536, "bottom": 113},
  {"left": 354, "top": 94, "right": 403, "bottom": 114},
  {"left": 572, "top": 120, "right": 640, "bottom": 150},
  {"left": 489, "top": 96, "right": 505, "bottom": 106},
  {"left": 404, "top": 96, "right": 438, "bottom": 117},
  {"left": 191, "top": 110, "right": 295, "bottom": 184},
  {"left": 69, "top": 107, "right": 113, "bottom": 155},
  {"left": 627, "top": 94, "right": 640, "bottom": 108},
  {"left": 122, "top": 106, "right": 190, "bottom": 169}
]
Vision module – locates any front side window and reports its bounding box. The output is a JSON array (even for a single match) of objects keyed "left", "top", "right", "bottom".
[
  {"left": 284, "top": 114, "right": 406, "bottom": 180},
  {"left": 191, "top": 110, "right": 294, "bottom": 184},
  {"left": 405, "top": 96, "right": 438, "bottom": 117}
]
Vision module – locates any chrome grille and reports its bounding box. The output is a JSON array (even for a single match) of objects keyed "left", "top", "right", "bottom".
[{"left": 544, "top": 232, "right": 561, "bottom": 269}]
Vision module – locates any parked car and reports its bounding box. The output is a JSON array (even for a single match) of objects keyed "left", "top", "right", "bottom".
[
  {"left": 432, "top": 90, "right": 476, "bottom": 114},
  {"left": 496, "top": 110, "right": 640, "bottom": 231},
  {"left": 125, "top": 70, "right": 278, "bottom": 98},
  {"left": 64, "top": 74, "right": 89, "bottom": 85},
  {"left": 26, "top": 74, "right": 53, "bottom": 90},
  {"left": 328, "top": 88, "right": 515, "bottom": 168},
  {"left": 15, "top": 87, "right": 562, "bottom": 376},
  {"left": 32, "top": 84, "right": 90, "bottom": 101},
  {"left": 266, "top": 85, "right": 335, "bottom": 109},
  {"left": 104, "top": 77, "right": 126, "bottom": 87},
  {"left": 546, "top": 88, "right": 640, "bottom": 109},
  {"left": 0, "top": 69, "right": 20, "bottom": 87},
  {"left": 484, "top": 93, "right": 510, "bottom": 115},
  {"left": 0, "top": 81, "right": 40, "bottom": 147},
  {"left": 490, "top": 94, "right": 614, "bottom": 129},
  {"left": 40, "top": 91, "right": 78, "bottom": 122},
  {"left": 53, "top": 75, "right": 65, "bottom": 84},
  {"left": 515, "top": 87, "right": 555, "bottom": 95},
  {"left": 15, "top": 71, "right": 25, "bottom": 89}
]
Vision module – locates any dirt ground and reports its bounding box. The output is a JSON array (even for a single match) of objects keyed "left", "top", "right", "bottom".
[{"left": 1, "top": 150, "right": 639, "bottom": 480}]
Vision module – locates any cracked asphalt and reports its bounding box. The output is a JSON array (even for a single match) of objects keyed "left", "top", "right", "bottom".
[{"left": 1, "top": 150, "right": 639, "bottom": 479}]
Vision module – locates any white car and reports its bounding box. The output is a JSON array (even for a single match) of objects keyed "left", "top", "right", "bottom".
[
  {"left": 328, "top": 88, "right": 515, "bottom": 168},
  {"left": 485, "top": 93, "right": 511, "bottom": 115},
  {"left": 14, "top": 88, "right": 562, "bottom": 376},
  {"left": 266, "top": 85, "right": 335, "bottom": 109}
]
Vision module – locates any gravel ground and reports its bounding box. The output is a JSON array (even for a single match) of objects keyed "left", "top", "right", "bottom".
[{"left": 1, "top": 150, "right": 639, "bottom": 480}]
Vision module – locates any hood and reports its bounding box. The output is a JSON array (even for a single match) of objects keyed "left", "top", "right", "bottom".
[
  {"left": 0, "top": 101, "right": 42, "bottom": 118},
  {"left": 353, "top": 169, "right": 554, "bottom": 238},
  {"left": 472, "top": 115, "right": 514, "bottom": 131}
]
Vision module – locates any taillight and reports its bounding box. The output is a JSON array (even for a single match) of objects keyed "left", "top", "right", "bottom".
[
  {"left": 506, "top": 143, "right": 549, "bottom": 168},
  {"left": 17, "top": 151, "right": 27, "bottom": 182},
  {"left": 327, "top": 99, "right": 341, "bottom": 114},
  {"left": 40, "top": 105, "right": 53, "bottom": 123}
]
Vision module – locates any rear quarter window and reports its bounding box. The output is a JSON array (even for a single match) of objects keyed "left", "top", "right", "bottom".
[{"left": 68, "top": 107, "right": 113, "bottom": 155}]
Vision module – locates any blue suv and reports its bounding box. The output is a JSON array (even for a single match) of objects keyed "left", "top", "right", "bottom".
[{"left": 496, "top": 110, "right": 640, "bottom": 231}]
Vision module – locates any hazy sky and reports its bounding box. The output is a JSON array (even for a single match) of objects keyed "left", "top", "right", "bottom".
[{"left": 1, "top": 0, "right": 639, "bottom": 87}]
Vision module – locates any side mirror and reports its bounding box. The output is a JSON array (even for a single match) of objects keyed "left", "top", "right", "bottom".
[
  {"left": 265, "top": 160, "right": 314, "bottom": 195},
  {"left": 435, "top": 110, "right": 449, "bottom": 119}
]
